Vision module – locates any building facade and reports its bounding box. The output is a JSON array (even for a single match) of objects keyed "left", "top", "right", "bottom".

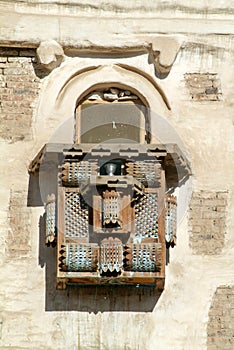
[{"left": 0, "top": 1, "right": 233, "bottom": 349}]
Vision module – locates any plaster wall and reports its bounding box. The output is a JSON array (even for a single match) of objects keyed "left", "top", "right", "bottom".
[
  {"left": 0, "top": 0, "right": 234, "bottom": 48},
  {"left": 0, "top": 2, "right": 234, "bottom": 350}
]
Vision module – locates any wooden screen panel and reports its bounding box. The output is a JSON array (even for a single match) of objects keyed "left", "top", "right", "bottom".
[
  {"left": 134, "top": 192, "right": 158, "bottom": 239},
  {"left": 123, "top": 243, "right": 162, "bottom": 272},
  {"left": 93, "top": 192, "right": 132, "bottom": 233},
  {"left": 64, "top": 190, "right": 89, "bottom": 239}
]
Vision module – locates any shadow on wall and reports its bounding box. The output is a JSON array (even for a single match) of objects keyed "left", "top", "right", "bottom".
[{"left": 38, "top": 215, "right": 161, "bottom": 313}]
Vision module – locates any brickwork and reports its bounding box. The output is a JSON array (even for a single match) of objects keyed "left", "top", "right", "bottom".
[
  {"left": 184, "top": 73, "right": 222, "bottom": 101},
  {"left": 207, "top": 286, "right": 234, "bottom": 350},
  {"left": 189, "top": 191, "right": 227, "bottom": 255},
  {"left": 0, "top": 47, "right": 41, "bottom": 142},
  {"left": 7, "top": 191, "right": 31, "bottom": 258}
]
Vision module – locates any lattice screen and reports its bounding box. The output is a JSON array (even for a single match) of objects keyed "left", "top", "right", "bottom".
[
  {"left": 59, "top": 243, "right": 98, "bottom": 272},
  {"left": 126, "top": 160, "right": 160, "bottom": 184},
  {"left": 124, "top": 243, "right": 161, "bottom": 272},
  {"left": 45, "top": 193, "right": 56, "bottom": 244},
  {"left": 65, "top": 191, "right": 89, "bottom": 238},
  {"left": 61, "top": 160, "right": 98, "bottom": 186},
  {"left": 134, "top": 193, "right": 158, "bottom": 239},
  {"left": 100, "top": 237, "right": 123, "bottom": 273},
  {"left": 103, "top": 190, "right": 121, "bottom": 226},
  {"left": 165, "top": 194, "right": 177, "bottom": 245}
]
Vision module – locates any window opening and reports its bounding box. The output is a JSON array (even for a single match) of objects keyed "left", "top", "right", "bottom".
[
  {"left": 29, "top": 85, "right": 191, "bottom": 291},
  {"left": 75, "top": 87, "right": 149, "bottom": 144}
]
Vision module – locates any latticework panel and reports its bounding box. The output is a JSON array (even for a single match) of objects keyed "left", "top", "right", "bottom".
[
  {"left": 134, "top": 193, "right": 158, "bottom": 239},
  {"left": 103, "top": 190, "right": 121, "bottom": 226},
  {"left": 59, "top": 243, "right": 98, "bottom": 271},
  {"left": 124, "top": 243, "right": 161, "bottom": 272},
  {"left": 65, "top": 191, "right": 89, "bottom": 238},
  {"left": 165, "top": 194, "right": 177, "bottom": 245},
  {"left": 61, "top": 160, "right": 98, "bottom": 186},
  {"left": 126, "top": 160, "right": 160, "bottom": 185},
  {"left": 45, "top": 193, "right": 56, "bottom": 244},
  {"left": 100, "top": 237, "right": 123, "bottom": 273}
]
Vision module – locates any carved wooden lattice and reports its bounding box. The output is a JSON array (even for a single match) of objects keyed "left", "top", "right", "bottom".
[
  {"left": 61, "top": 160, "right": 98, "bottom": 186},
  {"left": 103, "top": 190, "right": 121, "bottom": 226},
  {"left": 100, "top": 237, "right": 123, "bottom": 273},
  {"left": 165, "top": 194, "right": 177, "bottom": 246},
  {"left": 59, "top": 243, "right": 98, "bottom": 272},
  {"left": 126, "top": 160, "right": 160, "bottom": 184},
  {"left": 134, "top": 193, "right": 158, "bottom": 239},
  {"left": 45, "top": 193, "right": 56, "bottom": 244},
  {"left": 65, "top": 191, "right": 89, "bottom": 238},
  {"left": 124, "top": 243, "right": 161, "bottom": 272}
]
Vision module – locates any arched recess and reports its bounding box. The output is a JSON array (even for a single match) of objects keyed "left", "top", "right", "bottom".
[
  {"left": 34, "top": 62, "right": 172, "bottom": 147},
  {"left": 74, "top": 83, "right": 151, "bottom": 144}
]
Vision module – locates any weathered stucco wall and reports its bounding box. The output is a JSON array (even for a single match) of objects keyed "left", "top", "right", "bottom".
[{"left": 0, "top": 1, "right": 234, "bottom": 349}]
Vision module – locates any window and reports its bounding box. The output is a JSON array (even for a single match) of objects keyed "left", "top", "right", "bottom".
[
  {"left": 37, "top": 86, "right": 187, "bottom": 291},
  {"left": 51, "top": 143, "right": 177, "bottom": 290},
  {"left": 75, "top": 87, "right": 149, "bottom": 144}
]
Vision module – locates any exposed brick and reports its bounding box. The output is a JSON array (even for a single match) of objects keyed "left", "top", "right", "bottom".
[
  {"left": 6, "top": 80, "right": 39, "bottom": 89},
  {"left": 0, "top": 48, "right": 19, "bottom": 56},
  {"left": 0, "top": 87, "right": 12, "bottom": 94},
  {"left": 184, "top": 73, "right": 222, "bottom": 101},
  {"left": 207, "top": 286, "right": 234, "bottom": 350},
  {"left": 5, "top": 61, "right": 22, "bottom": 68},
  {"left": 192, "top": 191, "right": 218, "bottom": 199},
  {"left": 0, "top": 94, "right": 12, "bottom": 100},
  {"left": 203, "top": 198, "right": 227, "bottom": 206},
  {"left": 6, "top": 75, "right": 38, "bottom": 82},
  {"left": 4, "top": 67, "right": 31, "bottom": 75},
  {"left": 7, "top": 191, "right": 31, "bottom": 258},
  {"left": 202, "top": 211, "right": 226, "bottom": 219},
  {"left": 189, "top": 191, "right": 227, "bottom": 255},
  {"left": 0, "top": 51, "right": 40, "bottom": 142},
  {"left": 0, "top": 113, "right": 31, "bottom": 121},
  {"left": 19, "top": 49, "right": 36, "bottom": 57},
  {"left": 189, "top": 198, "right": 203, "bottom": 206},
  {"left": 1, "top": 106, "right": 32, "bottom": 114}
]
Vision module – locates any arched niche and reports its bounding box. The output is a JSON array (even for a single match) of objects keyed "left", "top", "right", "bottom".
[
  {"left": 74, "top": 84, "right": 151, "bottom": 144},
  {"left": 34, "top": 62, "right": 171, "bottom": 147}
]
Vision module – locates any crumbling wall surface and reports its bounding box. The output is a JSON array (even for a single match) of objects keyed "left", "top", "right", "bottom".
[
  {"left": 0, "top": 48, "right": 41, "bottom": 142},
  {"left": 189, "top": 191, "right": 228, "bottom": 255},
  {"left": 207, "top": 286, "right": 234, "bottom": 350},
  {"left": 0, "top": 3, "right": 234, "bottom": 349},
  {"left": 0, "top": 0, "right": 234, "bottom": 48}
]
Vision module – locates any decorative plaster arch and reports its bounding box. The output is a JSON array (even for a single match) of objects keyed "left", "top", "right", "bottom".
[{"left": 34, "top": 59, "right": 172, "bottom": 145}]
